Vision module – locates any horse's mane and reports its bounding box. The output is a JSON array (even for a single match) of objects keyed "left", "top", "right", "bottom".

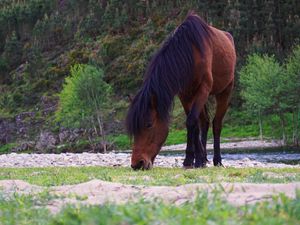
[{"left": 126, "top": 12, "right": 211, "bottom": 136}]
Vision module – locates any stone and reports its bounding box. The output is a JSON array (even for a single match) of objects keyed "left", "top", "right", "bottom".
[{"left": 35, "top": 131, "right": 58, "bottom": 152}]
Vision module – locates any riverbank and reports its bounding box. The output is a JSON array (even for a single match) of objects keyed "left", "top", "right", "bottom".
[{"left": 0, "top": 151, "right": 299, "bottom": 168}]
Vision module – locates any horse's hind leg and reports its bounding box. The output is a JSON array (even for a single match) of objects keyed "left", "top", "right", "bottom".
[
  {"left": 199, "top": 105, "right": 209, "bottom": 162},
  {"left": 179, "top": 96, "right": 208, "bottom": 168},
  {"left": 182, "top": 87, "right": 210, "bottom": 168},
  {"left": 213, "top": 81, "right": 234, "bottom": 166}
]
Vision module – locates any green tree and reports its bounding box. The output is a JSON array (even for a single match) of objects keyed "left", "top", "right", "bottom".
[
  {"left": 3, "top": 31, "right": 22, "bottom": 69},
  {"left": 239, "top": 54, "right": 287, "bottom": 142},
  {"left": 285, "top": 45, "right": 300, "bottom": 145},
  {"left": 56, "top": 64, "right": 112, "bottom": 152}
]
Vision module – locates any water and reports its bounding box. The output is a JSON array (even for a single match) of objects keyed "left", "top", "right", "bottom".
[{"left": 160, "top": 147, "right": 300, "bottom": 165}]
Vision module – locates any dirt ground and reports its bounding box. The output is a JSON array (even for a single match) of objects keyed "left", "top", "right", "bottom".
[{"left": 0, "top": 179, "right": 299, "bottom": 214}]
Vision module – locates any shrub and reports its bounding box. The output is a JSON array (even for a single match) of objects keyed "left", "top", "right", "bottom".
[{"left": 55, "top": 64, "right": 112, "bottom": 151}]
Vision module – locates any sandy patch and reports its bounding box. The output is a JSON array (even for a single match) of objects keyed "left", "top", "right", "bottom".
[
  {"left": 0, "top": 180, "right": 42, "bottom": 195},
  {"left": 0, "top": 179, "right": 299, "bottom": 213}
]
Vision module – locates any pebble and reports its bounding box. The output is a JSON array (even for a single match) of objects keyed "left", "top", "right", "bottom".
[{"left": 0, "top": 152, "right": 299, "bottom": 168}]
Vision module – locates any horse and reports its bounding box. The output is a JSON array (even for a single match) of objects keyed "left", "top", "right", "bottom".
[{"left": 126, "top": 12, "right": 236, "bottom": 170}]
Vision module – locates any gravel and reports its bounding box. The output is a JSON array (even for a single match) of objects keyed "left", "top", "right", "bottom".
[
  {"left": 0, "top": 151, "right": 299, "bottom": 168},
  {"left": 0, "top": 140, "right": 298, "bottom": 168}
]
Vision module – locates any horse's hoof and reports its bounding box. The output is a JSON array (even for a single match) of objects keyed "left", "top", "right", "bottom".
[
  {"left": 183, "top": 165, "right": 194, "bottom": 169},
  {"left": 220, "top": 163, "right": 226, "bottom": 168},
  {"left": 214, "top": 161, "right": 225, "bottom": 168},
  {"left": 183, "top": 158, "right": 194, "bottom": 168},
  {"left": 194, "top": 162, "right": 207, "bottom": 168}
]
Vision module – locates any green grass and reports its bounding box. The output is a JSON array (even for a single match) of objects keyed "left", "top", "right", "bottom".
[
  {"left": 108, "top": 124, "right": 261, "bottom": 150},
  {"left": 1, "top": 167, "right": 300, "bottom": 187},
  {"left": 0, "top": 143, "right": 17, "bottom": 154},
  {"left": 2, "top": 110, "right": 298, "bottom": 153},
  {"left": 0, "top": 190, "right": 299, "bottom": 225},
  {"left": 109, "top": 124, "right": 271, "bottom": 150},
  {"left": 1, "top": 167, "right": 300, "bottom": 224},
  {"left": 108, "top": 99, "right": 300, "bottom": 150}
]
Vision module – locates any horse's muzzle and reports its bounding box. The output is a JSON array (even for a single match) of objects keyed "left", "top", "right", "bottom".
[{"left": 131, "top": 159, "right": 152, "bottom": 170}]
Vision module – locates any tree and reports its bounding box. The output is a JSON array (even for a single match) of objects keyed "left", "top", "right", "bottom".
[
  {"left": 56, "top": 64, "right": 112, "bottom": 152},
  {"left": 239, "top": 54, "right": 286, "bottom": 142},
  {"left": 3, "top": 31, "right": 22, "bottom": 69},
  {"left": 285, "top": 45, "right": 300, "bottom": 145}
]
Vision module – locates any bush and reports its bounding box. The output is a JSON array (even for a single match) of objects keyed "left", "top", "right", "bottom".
[
  {"left": 239, "top": 53, "right": 300, "bottom": 144},
  {"left": 55, "top": 64, "right": 112, "bottom": 142}
]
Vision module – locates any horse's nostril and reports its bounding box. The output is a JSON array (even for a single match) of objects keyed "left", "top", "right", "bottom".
[{"left": 131, "top": 160, "right": 144, "bottom": 170}]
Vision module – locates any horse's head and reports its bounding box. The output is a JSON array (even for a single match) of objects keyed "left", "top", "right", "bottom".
[
  {"left": 130, "top": 108, "right": 169, "bottom": 170},
  {"left": 126, "top": 95, "right": 169, "bottom": 170}
]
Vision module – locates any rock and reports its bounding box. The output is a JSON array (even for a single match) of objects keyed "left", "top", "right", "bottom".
[
  {"left": 35, "top": 131, "right": 58, "bottom": 152},
  {"left": 58, "top": 128, "right": 86, "bottom": 143},
  {"left": 12, "top": 142, "right": 35, "bottom": 152},
  {"left": 0, "top": 118, "right": 16, "bottom": 144}
]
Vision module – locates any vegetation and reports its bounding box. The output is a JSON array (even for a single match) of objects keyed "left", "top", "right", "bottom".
[
  {"left": 55, "top": 64, "right": 112, "bottom": 152},
  {"left": 111, "top": 113, "right": 299, "bottom": 150},
  {"left": 0, "top": 0, "right": 299, "bottom": 151},
  {"left": 1, "top": 167, "right": 300, "bottom": 186},
  {"left": 0, "top": 190, "right": 299, "bottom": 225},
  {"left": 0, "top": 143, "right": 17, "bottom": 154},
  {"left": 240, "top": 52, "right": 300, "bottom": 145}
]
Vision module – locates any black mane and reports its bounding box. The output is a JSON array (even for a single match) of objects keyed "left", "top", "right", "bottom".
[{"left": 126, "top": 13, "right": 211, "bottom": 136}]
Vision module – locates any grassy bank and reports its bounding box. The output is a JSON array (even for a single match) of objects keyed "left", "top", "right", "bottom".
[
  {"left": 0, "top": 189, "right": 299, "bottom": 225},
  {"left": 1, "top": 109, "right": 298, "bottom": 153},
  {"left": 109, "top": 110, "right": 299, "bottom": 150},
  {"left": 1, "top": 167, "right": 300, "bottom": 186},
  {"left": 109, "top": 124, "right": 261, "bottom": 150}
]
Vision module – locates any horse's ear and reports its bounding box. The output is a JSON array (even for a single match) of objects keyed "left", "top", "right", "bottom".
[{"left": 126, "top": 94, "right": 133, "bottom": 103}]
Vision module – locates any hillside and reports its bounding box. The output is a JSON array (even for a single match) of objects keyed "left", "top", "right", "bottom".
[{"left": 0, "top": 0, "right": 299, "bottom": 151}]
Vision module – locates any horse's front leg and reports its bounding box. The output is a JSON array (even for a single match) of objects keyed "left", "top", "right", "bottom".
[
  {"left": 192, "top": 122, "right": 207, "bottom": 168},
  {"left": 183, "top": 117, "right": 195, "bottom": 168}
]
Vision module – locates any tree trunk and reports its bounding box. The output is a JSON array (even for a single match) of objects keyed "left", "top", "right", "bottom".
[
  {"left": 294, "top": 107, "right": 299, "bottom": 146},
  {"left": 96, "top": 112, "right": 107, "bottom": 153},
  {"left": 292, "top": 110, "right": 296, "bottom": 146},
  {"left": 279, "top": 113, "right": 286, "bottom": 145},
  {"left": 258, "top": 110, "right": 263, "bottom": 140}
]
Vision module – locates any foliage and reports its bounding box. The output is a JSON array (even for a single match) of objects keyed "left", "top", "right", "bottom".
[
  {"left": 110, "top": 112, "right": 299, "bottom": 150},
  {"left": 239, "top": 53, "right": 300, "bottom": 143},
  {"left": 285, "top": 46, "right": 300, "bottom": 108},
  {"left": 0, "top": 0, "right": 299, "bottom": 149},
  {"left": 0, "top": 143, "right": 17, "bottom": 154},
  {"left": 239, "top": 54, "right": 286, "bottom": 115},
  {"left": 55, "top": 64, "right": 112, "bottom": 129},
  {"left": 285, "top": 45, "right": 300, "bottom": 145}
]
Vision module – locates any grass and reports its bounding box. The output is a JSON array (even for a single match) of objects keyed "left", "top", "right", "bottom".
[
  {"left": 1, "top": 167, "right": 300, "bottom": 187},
  {"left": 0, "top": 143, "right": 17, "bottom": 154},
  {"left": 2, "top": 109, "right": 298, "bottom": 153},
  {"left": 108, "top": 123, "right": 261, "bottom": 150},
  {"left": 1, "top": 166, "right": 299, "bottom": 224},
  {"left": 0, "top": 190, "right": 299, "bottom": 225},
  {"left": 107, "top": 106, "right": 300, "bottom": 150}
]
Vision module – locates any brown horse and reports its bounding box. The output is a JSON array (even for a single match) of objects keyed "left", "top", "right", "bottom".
[{"left": 126, "top": 12, "right": 236, "bottom": 170}]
